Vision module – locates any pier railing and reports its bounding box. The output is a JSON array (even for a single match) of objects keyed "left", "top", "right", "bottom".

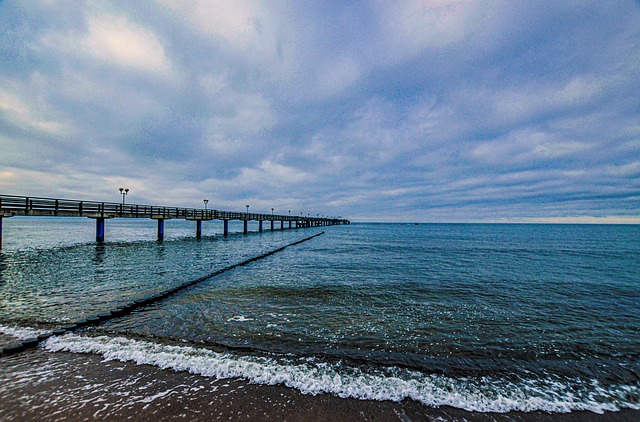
[
  {"left": 0, "top": 195, "right": 218, "bottom": 220},
  {"left": 0, "top": 195, "right": 347, "bottom": 223}
]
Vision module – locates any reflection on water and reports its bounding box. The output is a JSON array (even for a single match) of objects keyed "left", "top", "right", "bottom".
[{"left": 0, "top": 217, "right": 323, "bottom": 324}]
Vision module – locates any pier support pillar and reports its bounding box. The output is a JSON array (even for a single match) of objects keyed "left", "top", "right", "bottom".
[
  {"left": 223, "top": 220, "right": 229, "bottom": 236},
  {"left": 96, "top": 217, "right": 105, "bottom": 242},
  {"left": 259, "top": 220, "right": 263, "bottom": 232},
  {"left": 157, "top": 218, "right": 165, "bottom": 241},
  {"left": 280, "top": 221, "right": 284, "bottom": 230},
  {"left": 243, "top": 220, "right": 248, "bottom": 234},
  {"left": 270, "top": 220, "right": 274, "bottom": 231},
  {"left": 196, "top": 220, "right": 202, "bottom": 239},
  {"left": 289, "top": 221, "right": 292, "bottom": 229},
  {"left": 0, "top": 216, "right": 3, "bottom": 250}
]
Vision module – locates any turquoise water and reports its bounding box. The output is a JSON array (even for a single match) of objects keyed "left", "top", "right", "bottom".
[{"left": 1, "top": 218, "right": 639, "bottom": 413}]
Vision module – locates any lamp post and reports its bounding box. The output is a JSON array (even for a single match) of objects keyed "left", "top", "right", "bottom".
[
  {"left": 203, "top": 199, "right": 208, "bottom": 210},
  {"left": 119, "top": 188, "right": 129, "bottom": 205},
  {"left": 271, "top": 208, "right": 275, "bottom": 228},
  {"left": 244, "top": 204, "right": 250, "bottom": 234}
]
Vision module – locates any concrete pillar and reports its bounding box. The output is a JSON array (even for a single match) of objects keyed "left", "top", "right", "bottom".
[
  {"left": 280, "top": 220, "right": 284, "bottom": 230},
  {"left": 289, "top": 221, "right": 292, "bottom": 229},
  {"left": 96, "top": 217, "right": 105, "bottom": 242},
  {"left": 157, "top": 218, "right": 165, "bottom": 241},
  {"left": 223, "top": 220, "right": 229, "bottom": 236},
  {"left": 196, "top": 220, "right": 202, "bottom": 239},
  {"left": 0, "top": 216, "right": 3, "bottom": 250},
  {"left": 243, "top": 220, "right": 248, "bottom": 234},
  {"left": 259, "top": 220, "right": 263, "bottom": 232},
  {"left": 270, "top": 220, "right": 274, "bottom": 231}
]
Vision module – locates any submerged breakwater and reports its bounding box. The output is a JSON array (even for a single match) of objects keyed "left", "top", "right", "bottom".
[
  {"left": 0, "top": 231, "right": 325, "bottom": 356},
  {"left": 0, "top": 220, "right": 639, "bottom": 414}
]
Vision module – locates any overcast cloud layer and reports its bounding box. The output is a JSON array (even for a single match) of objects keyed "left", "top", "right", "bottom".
[{"left": 1, "top": 0, "right": 639, "bottom": 222}]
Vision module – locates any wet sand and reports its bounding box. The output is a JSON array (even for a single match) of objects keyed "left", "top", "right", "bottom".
[{"left": 0, "top": 349, "right": 637, "bottom": 421}]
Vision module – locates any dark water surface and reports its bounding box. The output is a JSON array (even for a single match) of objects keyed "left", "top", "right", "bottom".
[{"left": 1, "top": 219, "right": 638, "bottom": 413}]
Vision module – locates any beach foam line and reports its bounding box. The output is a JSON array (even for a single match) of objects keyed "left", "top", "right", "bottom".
[
  {"left": 0, "top": 232, "right": 325, "bottom": 358},
  {"left": 43, "top": 333, "right": 640, "bottom": 414}
]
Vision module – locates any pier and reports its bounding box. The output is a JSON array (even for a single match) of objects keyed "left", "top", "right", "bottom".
[{"left": 0, "top": 195, "right": 349, "bottom": 249}]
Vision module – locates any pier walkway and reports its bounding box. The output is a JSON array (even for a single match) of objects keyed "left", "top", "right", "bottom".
[{"left": 0, "top": 194, "right": 349, "bottom": 248}]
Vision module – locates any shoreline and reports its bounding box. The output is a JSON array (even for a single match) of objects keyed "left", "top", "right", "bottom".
[{"left": 1, "top": 349, "right": 637, "bottom": 421}]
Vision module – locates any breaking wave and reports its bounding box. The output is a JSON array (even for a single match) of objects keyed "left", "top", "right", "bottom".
[{"left": 44, "top": 333, "right": 640, "bottom": 414}]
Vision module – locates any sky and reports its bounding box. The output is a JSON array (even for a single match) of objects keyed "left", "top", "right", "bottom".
[{"left": 1, "top": 0, "right": 639, "bottom": 222}]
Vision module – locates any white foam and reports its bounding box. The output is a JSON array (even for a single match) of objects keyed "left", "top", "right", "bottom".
[
  {"left": 43, "top": 333, "right": 640, "bottom": 414},
  {"left": 0, "top": 324, "right": 44, "bottom": 340},
  {"left": 227, "top": 315, "right": 254, "bottom": 322}
]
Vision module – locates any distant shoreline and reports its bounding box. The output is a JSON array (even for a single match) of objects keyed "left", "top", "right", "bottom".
[{"left": 349, "top": 220, "right": 640, "bottom": 225}]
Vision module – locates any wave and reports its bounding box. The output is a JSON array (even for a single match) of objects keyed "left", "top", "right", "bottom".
[
  {"left": 43, "top": 333, "right": 639, "bottom": 414},
  {"left": 0, "top": 324, "right": 44, "bottom": 340}
]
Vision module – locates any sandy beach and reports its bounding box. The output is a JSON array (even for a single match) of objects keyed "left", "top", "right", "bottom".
[{"left": 0, "top": 349, "right": 637, "bottom": 422}]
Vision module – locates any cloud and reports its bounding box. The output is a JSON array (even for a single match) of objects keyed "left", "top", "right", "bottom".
[
  {"left": 372, "top": 0, "right": 484, "bottom": 57},
  {"left": 316, "top": 55, "right": 362, "bottom": 98},
  {"left": 488, "top": 76, "right": 605, "bottom": 125},
  {"left": 0, "top": 90, "right": 68, "bottom": 134},
  {"left": 608, "top": 161, "right": 640, "bottom": 177},
  {"left": 0, "top": 0, "right": 638, "bottom": 221},
  {"left": 39, "top": 11, "right": 171, "bottom": 76},
  {"left": 82, "top": 14, "right": 170, "bottom": 73},
  {"left": 204, "top": 90, "right": 276, "bottom": 156},
  {"left": 160, "top": 0, "right": 294, "bottom": 76},
  {"left": 469, "top": 129, "right": 593, "bottom": 166},
  {"left": 161, "top": 0, "right": 264, "bottom": 45}
]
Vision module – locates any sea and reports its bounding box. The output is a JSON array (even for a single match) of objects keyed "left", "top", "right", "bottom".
[{"left": 0, "top": 217, "right": 638, "bottom": 415}]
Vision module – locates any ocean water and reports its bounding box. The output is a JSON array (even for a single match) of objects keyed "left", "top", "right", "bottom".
[{"left": 1, "top": 218, "right": 639, "bottom": 414}]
